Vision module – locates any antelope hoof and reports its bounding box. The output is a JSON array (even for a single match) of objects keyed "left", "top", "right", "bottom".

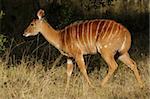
[{"left": 139, "top": 82, "right": 145, "bottom": 88}]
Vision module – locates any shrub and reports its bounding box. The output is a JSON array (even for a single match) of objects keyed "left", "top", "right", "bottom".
[{"left": 0, "top": 10, "right": 7, "bottom": 53}]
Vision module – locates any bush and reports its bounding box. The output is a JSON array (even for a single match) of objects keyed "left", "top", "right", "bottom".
[
  {"left": 0, "top": 34, "right": 6, "bottom": 53},
  {"left": 0, "top": 10, "right": 7, "bottom": 53}
]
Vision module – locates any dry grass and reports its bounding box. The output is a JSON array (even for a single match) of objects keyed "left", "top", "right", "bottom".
[{"left": 0, "top": 55, "right": 150, "bottom": 99}]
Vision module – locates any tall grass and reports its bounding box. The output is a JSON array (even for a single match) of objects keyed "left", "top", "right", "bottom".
[{"left": 0, "top": 50, "right": 149, "bottom": 99}]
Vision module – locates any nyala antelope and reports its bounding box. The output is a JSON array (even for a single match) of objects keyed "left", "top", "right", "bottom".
[{"left": 23, "top": 9, "right": 143, "bottom": 88}]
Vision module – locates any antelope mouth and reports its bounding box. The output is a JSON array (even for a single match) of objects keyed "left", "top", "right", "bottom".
[
  {"left": 23, "top": 32, "right": 39, "bottom": 37},
  {"left": 23, "top": 33, "right": 31, "bottom": 37}
]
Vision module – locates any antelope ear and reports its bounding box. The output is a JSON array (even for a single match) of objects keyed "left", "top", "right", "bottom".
[{"left": 37, "top": 9, "right": 45, "bottom": 20}]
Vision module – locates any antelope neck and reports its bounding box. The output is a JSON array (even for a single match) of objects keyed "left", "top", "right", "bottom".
[{"left": 40, "top": 20, "right": 61, "bottom": 50}]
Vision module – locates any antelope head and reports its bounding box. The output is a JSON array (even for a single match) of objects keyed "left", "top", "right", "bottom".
[{"left": 23, "top": 9, "right": 45, "bottom": 37}]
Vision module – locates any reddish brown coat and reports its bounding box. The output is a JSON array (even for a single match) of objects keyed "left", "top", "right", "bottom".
[{"left": 60, "top": 19, "right": 130, "bottom": 57}]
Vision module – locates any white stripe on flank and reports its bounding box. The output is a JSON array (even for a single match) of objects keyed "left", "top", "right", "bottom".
[
  {"left": 69, "top": 24, "right": 73, "bottom": 47},
  {"left": 98, "top": 21, "right": 108, "bottom": 40},
  {"left": 86, "top": 21, "right": 91, "bottom": 51},
  {"left": 107, "top": 22, "right": 115, "bottom": 40},
  {"left": 102, "top": 21, "right": 112, "bottom": 39},
  {"left": 64, "top": 27, "right": 68, "bottom": 52},
  {"left": 117, "top": 25, "right": 122, "bottom": 37},
  {"left": 95, "top": 21, "right": 101, "bottom": 40},
  {"left": 77, "top": 22, "right": 83, "bottom": 49},
  {"left": 120, "top": 34, "right": 126, "bottom": 51},
  {"left": 90, "top": 21, "right": 94, "bottom": 48},
  {"left": 82, "top": 21, "right": 88, "bottom": 51},
  {"left": 110, "top": 24, "right": 119, "bottom": 40}
]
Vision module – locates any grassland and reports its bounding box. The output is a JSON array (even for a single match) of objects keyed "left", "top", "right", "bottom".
[
  {"left": 1, "top": 0, "right": 149, "bottom": 99},
  {"left": 0, "top": 52, "right": 149, "bottom": 99}
]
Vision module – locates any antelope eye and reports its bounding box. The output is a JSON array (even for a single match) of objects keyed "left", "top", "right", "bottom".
[{"left": 31, "top": 24, "right": 34, "bottom": 26}]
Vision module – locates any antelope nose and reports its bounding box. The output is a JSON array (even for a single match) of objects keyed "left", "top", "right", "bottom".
[
  {"left": 23, "top": 33, "right": 29, "bottom": 37},
  {"left": 23, "top": 33, "right": 26, "bottom": 36}
]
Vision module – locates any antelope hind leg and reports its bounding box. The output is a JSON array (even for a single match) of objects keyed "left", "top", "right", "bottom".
[
  {"left": 119, "top": 52, "right": 144, "bottom": 88},
  {"left": 100, "top": 50, "right": 118, "bottom": 87}
]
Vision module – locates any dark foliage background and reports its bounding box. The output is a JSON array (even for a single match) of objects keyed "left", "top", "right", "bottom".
[{"left": 0, "top": 0, "right": 149, "bottom": 67}]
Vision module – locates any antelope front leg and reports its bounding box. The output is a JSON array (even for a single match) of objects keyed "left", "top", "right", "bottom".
[
  {"left": 75, "top": 54, "right": 94, "bottom": 88},
  {"left": 65, "top": 58, "right": 73, "bottom": 93}
]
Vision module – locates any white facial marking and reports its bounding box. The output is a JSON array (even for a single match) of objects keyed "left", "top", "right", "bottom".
[
  {"left": 34, "top": 32, "right": 39, "bottom": 35},
  {"left": 23, "top": 32, "right": 38, "bottom": 37},
  {"left": 23, "top": 33, "right": 31, "bottom": 37}
]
